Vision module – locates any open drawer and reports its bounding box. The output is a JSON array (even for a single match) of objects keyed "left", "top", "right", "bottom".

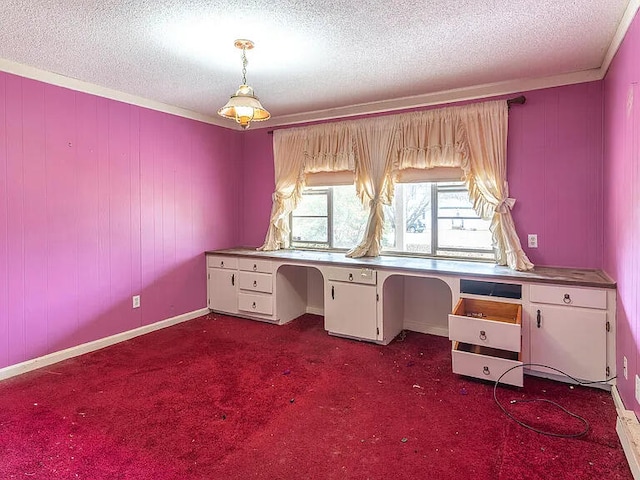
[
  {"left": 448, "top": 298, "right": 522, "bottom": 352},
  {"left": 452, "top": 342, "right": 523, "bottom": 387}
]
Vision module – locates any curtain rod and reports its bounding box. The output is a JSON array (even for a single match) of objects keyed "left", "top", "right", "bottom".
[{"left": 266, "top": 95, "right": 527, "bottom": 134}]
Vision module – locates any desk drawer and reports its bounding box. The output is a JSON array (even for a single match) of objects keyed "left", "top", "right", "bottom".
[
  {"left": 448, "top": 298, "right": 521, "bottom": 352},
  {"left": 239, "top": 258, "right": 273, "bottom": 274},
  {"left": 238, "top": 271, "right": 273, "bottom": 294},
  {"left": 207, "top": 255, "right": 238, "bottom": 270},
  {"left": 452, "top": 342, "right": 523, "bottom": 387},
  {"left": 529, "top": 284, "right": 607, "bottom": 310},
  {"left": 325, "top": 266, "right": 376, "bottom": 285},
  {"left": 238, "top": 292, "right": 273, "bottom": 316}
]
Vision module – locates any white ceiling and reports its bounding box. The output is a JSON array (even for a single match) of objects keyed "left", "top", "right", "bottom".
[{"left": 0, "top": 1, "right": 636, "bottom": 129}]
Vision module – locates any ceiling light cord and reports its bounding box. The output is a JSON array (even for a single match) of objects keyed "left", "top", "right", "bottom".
[{"left": 493, "top": 363, "right": 616, "bottom": 438}]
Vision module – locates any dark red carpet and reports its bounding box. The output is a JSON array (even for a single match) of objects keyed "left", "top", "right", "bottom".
[{"left": 0, "top": 314, "right": 631, "bottom": 479}]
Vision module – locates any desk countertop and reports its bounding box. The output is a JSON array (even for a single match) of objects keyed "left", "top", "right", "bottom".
[{"left": 205, "top": 248, "right": 616, "bottom": 289}]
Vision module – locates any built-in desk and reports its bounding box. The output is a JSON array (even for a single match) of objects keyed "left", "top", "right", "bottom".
[{"left": 205, "top": 248, "right": 616, "bottom": 388}]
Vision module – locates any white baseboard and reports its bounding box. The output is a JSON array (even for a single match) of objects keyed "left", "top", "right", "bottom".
[
  {"left": 305, "top": 306, "right": 324, "bottom": 316},
  {"left": 403, "top": 321, "right": 449, "bottom": 338},
  {"left": 613, "top": 386, "right": 640, "bottom": 480},
  {"left": 0, "top": 307, "right": 210, "bottom": 381}
]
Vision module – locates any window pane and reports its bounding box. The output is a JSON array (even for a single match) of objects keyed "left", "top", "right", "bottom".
[
  {"left": 403, "top": 183, "right": 432, "bottom": 253},
  {"left": 383, "top": 183, "right": 433, "bottom": 254},
  {"left": 291, "top": 217, "right": 328, "bottom": 243},
  {"left": 438, "top": 206, "right": 478, "bottom": 219},
  {"left": 293, "top": 191, "right": 328, "bottom": 217},
  {"left": 332, "top": 185, "right": 369, "bottom": 248},
  {"left": 381, "top": 204, "right": 397, "bottom": 249},
  {"left": 437, "top": 189, "right": 474, "bottom": 210},
  {"left": 437, "top": 218, "right": 492, "bottom": 250}
]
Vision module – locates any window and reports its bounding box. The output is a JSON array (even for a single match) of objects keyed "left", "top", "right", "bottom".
[
  {"left": 291, "top": 185, "right": 368, "bottom": 249},
  {"left": 291, "top": 182, "right": 493, "bottom": 260}
]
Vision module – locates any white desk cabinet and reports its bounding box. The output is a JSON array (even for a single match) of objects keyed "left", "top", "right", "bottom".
[
  {"left": 449, "top": 297, "right": 523, "bottom": 387},
  {"left": 237, "top": 259, "right": 274, "bottom": 319},
  {"left": 324, "top": 267, "right": 378, "bottom": 341},
  {"left": 206, "top": 256, "right": 238, "bottom": 315},
  {"left": 527, "top": 284, "right": 611, "bottom": 382},
  {"left": 205, "top": 249, "right": 616, "bottom": 389}
]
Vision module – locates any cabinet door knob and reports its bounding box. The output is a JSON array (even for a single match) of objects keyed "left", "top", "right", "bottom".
[
  {"left": 536, "top": 309, "right": 541, "bottom": 328},
  {"left": 348, "top": 273, "right": 353, "bottom": 281},
  {"left": 253, "top": 280, "right": 257, "bottom": 288},
  {"left": 253, "top": 264, "right": 257, "bottom": 271},
  {"left": 252, "top": 302, "right": 256, "bottom": 309},
  {"left": 483, "top": 366, "right": 490, "bottom": 376},
  {"left": 479, "top": 330, "right": 487, "bottom": 341},
  {"left": 563, "top": 293, "right": 572, "bottom": 304}
]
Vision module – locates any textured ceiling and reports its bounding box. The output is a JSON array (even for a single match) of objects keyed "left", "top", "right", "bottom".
[{"left": 0, "top": 1, "right": 633, "bottom": 127}]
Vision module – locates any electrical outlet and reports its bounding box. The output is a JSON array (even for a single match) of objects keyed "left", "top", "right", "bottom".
[
  {"left": 527, "top": 234, "right": 538, "bottom": 248},
  {"left": 635, "top": 375, "right": 640, "bottom": 404},
  {"left": 132, "top": 295, "right": 140, "bottom": 309},
  {"left": 624, "top": 356, "right": 628, "bottom": 380}
]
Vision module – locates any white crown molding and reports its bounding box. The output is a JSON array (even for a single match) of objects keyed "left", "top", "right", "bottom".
[
  {"left": 0, "top": 58, "right": 228, "bottom": 128},
  {"left": 257, "top": 69, "right": 604, "bottom": 129},
  {"left": 2, "top": 0, "right": 638, "bottom": 133},
  {"left": 601, "top": 0, "right": 640, "bottom": 76},
  {"left": 0, "top": 307, "right": 210, "bottom": 381},
  {"left": 0, "top": 57, "right": 603, "bottom": 132}
]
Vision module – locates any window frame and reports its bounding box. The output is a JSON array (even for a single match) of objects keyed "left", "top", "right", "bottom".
[
  {"left": 290, "top": 181, "right": 494, "bottom": 261},
  {"left": 433, "top": 182, "right": 494, "bottom": 257},
  {"left": 290, "top": 187, "right": 333, "bottom": 248}
]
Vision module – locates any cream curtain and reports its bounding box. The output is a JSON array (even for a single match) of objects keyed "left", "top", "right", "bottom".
[
  {"left": 396, "top": 109, "right": 468, "bottom": 170},
  {"left": 259, "top": 99, "right": 534, "bottom": 271},
  {"left": 460, "top": 101, "right": 533, "bottom": 270},
  {"left": 304, "top": 122, "right": 355, "bottom": 173},
  {"left": 259, "top": 122, "right": 356, "bottom": 251},
  {"left": 258, "top": 128, "right": 307, "bottom": 250},
  {"left": 347, "top": 116, "right": 399, "bottom": 258}
]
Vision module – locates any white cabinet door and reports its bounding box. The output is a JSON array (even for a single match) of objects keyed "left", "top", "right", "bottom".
[
  {"left": 208, "top": 268, "right": 238, "bottom": 314},
  {"left": 325, "top": 281, "right": 377, "bottom": 340},
  {"left": 528, "top": 304, "right": 607, "bottom": 382}
]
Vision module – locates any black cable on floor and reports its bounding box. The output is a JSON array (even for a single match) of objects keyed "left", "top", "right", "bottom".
[{"left": 492, "top": 363, "right": 616, "bottom": 438}]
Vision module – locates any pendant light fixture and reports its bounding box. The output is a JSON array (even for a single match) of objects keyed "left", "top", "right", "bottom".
[{"left": 218, "top": 39, "right": 270, "bottom": 129}]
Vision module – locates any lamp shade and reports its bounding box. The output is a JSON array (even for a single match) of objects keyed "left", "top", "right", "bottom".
[{"left": 217, "top": 84, "right": 270, "bottom": 129}]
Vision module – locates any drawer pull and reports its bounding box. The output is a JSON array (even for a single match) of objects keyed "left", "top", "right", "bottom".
[
  {"left": 253, "top": 280, "right": 257, "bottom": 288},
  {"left": 252, "top": 302, "right": 257, "bottom": 309},
  {"left": 537, "top": 309, "right": 541, "bottom": 328},
  {"left": 348, "top": 273, "right": 353, "bottom": 281},
  {"left": 483, "top": 366, "right": 490, "bottom": 376},
  {"left": 253, "top": 264, "right": 257, "bottom": 271},
  {"left": 479, "top": 330, "right": 487, "bottom": 341},
  {"left": 220, "top": 261, "right": 224, "bottom": 268},
  {"left": 563, "top": 293, "right": 572, "bottom": 304}
]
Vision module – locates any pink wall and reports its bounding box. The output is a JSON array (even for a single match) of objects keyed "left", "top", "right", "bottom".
[
  {"left": 240, "top": 83, "right": 605, "bottom": 269},
  {"left": 603, "top": 10, "right": 640, "bottom": 413},
  {"left": 240, "top": 130, "right": 275, "bottom": 248},
  {"left": 0, "top": 72, "right": 242, "bottom": 370},
  {"left": 0, "top": 53, "right": 610, "bottom": 373}
]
